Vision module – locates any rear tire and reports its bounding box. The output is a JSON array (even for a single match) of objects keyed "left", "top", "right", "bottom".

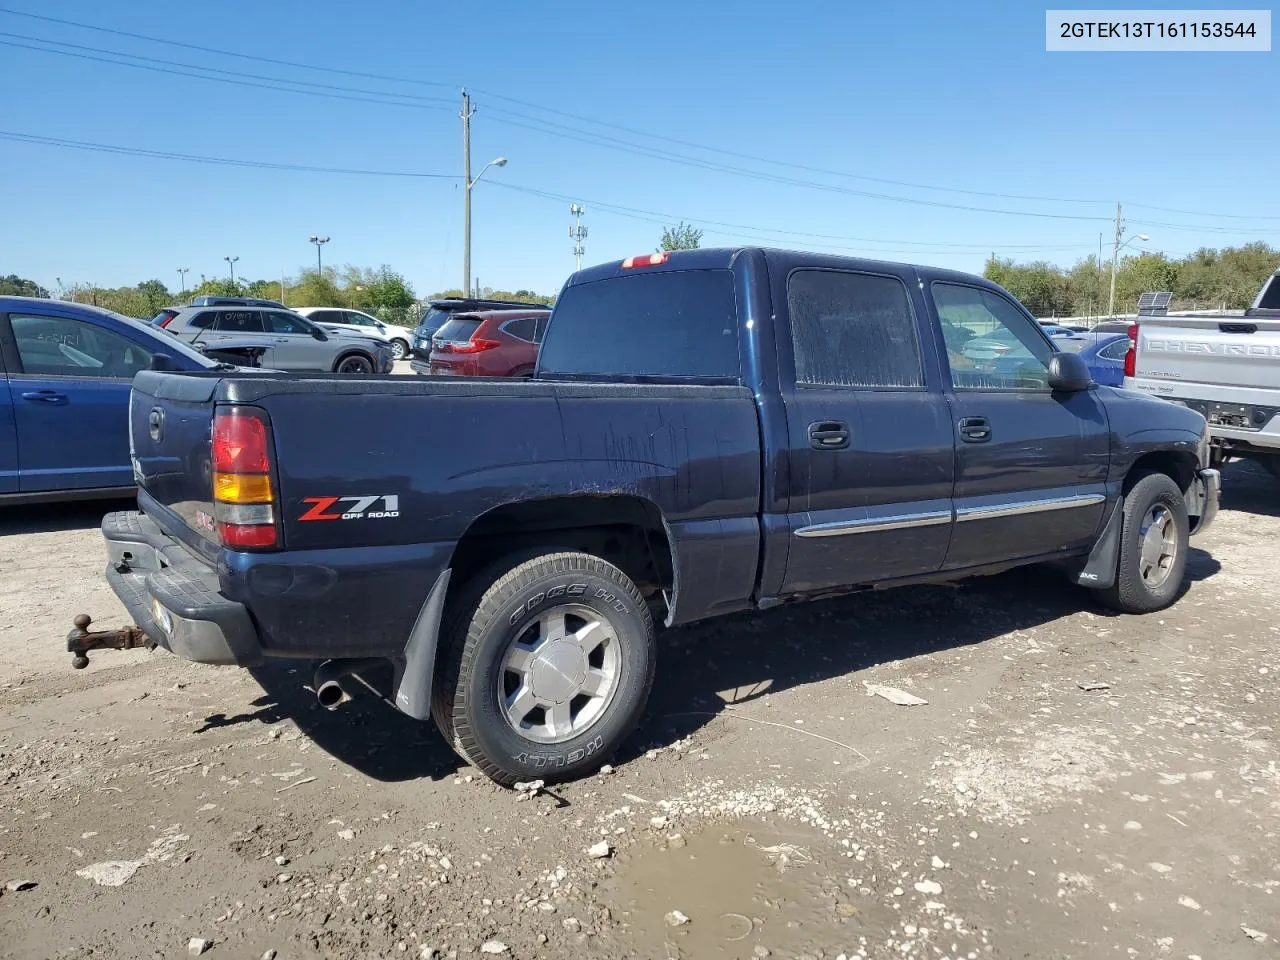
[
  {"left": 1096, "top": 472, "right": 1189, "bottom": 614},
  {"left": 390, "top": 339, "right": 409, "bottom": 361},
  {"left": 432, "top": 551, "right": 656, "bottom": 786}
]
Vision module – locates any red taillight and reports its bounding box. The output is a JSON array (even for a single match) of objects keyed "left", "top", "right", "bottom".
[
  {"left": 1124, "top": 323, "right": 1138, "bottom": 378},
  {"left": 450, "top": 338, "right": 501, "bottom": 354},
  {"left": 621, "top": 252, "right": 670, "bottom": 269},
  {"left": 213, "top": 410, "right": 271, "bottom": 473},
  {"left": 217, "top": 521, "right": 278, "bottom": 549},
  {"left": 159, "top": 315, "right": 174, "bottom": 328},
  {"left": 211, "top": 407, "right": 277, "bottom": 549}
]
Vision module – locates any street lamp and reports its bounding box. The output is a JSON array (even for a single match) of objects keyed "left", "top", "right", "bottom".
[
  {"left": 464, "top": 156, "right": 506, "bottom": 296},
  {"left": 309, "top": 235, "right": 330, "bottom": 275},
  {"left": 177, "top": 267, "right": 189, "bottom": 296},
  {"left": 224, "top": 256, "right": 239, "bottom": 284},
  {"left": 1108, "top": 233, "right": 1150, "bottom": 316}
]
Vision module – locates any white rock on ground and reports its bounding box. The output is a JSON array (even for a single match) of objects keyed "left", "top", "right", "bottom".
[
  {"left": 187, "top": 938, "right": 213, "bottom": 956},
  {"left": 914, "top": 880, "right": 943, "bottom": 895},
  {"left": 665, "top": 910, "right": 690, "bottom": 927},
  {"left": 587, "top": 840, "right": 612, "bottom": 859},
  {"left": 479, "top": 941, "right": 508, "bottom": 954}
]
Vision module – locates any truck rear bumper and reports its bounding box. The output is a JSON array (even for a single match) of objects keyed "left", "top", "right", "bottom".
[{"left": 102, "top": 511, "right": 263, "bottom": 666}]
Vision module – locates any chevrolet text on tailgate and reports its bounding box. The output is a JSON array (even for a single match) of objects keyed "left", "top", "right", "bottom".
[
  {"left": 76, "top": 248, "right": 1221, "bottom": 786},
  {"left": 1125, "top": 268, "right": 1280, "bottom": 480}
]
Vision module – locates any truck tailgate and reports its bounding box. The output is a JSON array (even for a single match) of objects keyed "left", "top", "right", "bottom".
[
  {"left": 129, "top": 370, "right": 225, "bottom": 559},
  {"left": 1135, "top": 316, "right": 1280, "bottom": 395}
]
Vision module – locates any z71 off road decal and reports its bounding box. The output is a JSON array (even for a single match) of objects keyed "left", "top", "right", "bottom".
[{"left": 299, "top": 495, "right": 400, "bottom": 521}]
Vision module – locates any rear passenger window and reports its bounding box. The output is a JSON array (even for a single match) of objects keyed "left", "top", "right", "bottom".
[
  {"left": 787, "top": 270, "right": 923, "bottom": 388},
  {"left": 539, "top": 270, "right": 739, "bottom": 379},
  {"left": 501, "top": 317, "right": 536, "bottom": 342},
  {"left": 189, "top": 311, "right": 215, "bottom": 329},
  {"left": 213, "top": 310, "right": 264, "bottom": 333}
]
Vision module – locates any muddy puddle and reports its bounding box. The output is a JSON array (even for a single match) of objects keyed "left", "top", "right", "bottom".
[{"left": 606, "top": 825, "right": 897, "bottom": 959}]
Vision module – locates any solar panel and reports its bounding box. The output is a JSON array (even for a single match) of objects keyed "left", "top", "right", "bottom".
[{"left": 1137, "top": 291, "right": 1173, "bottom": 316}]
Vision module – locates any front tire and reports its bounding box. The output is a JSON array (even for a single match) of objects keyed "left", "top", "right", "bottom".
[
  {"left": 390, "top": 339, "right": 409, "bottom": 361},
  {"left": 1097, "top": 472, "right": 1189, "bottom": 613},
  {"left": 334, "top": 353, "right": 374, "bottom": 374},
  {"left": 432, "top": 551, "right": 656, "bottom": 786}
]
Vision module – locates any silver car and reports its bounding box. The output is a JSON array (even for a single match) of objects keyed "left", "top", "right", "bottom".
[{"left": 160, "top": 306, "right": 393, "bottom": 374}]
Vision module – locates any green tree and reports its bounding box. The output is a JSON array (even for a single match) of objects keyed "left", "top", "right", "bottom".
[
  {"left": 246, "top": 278, "right": 286, "bottom": 302},
  {"left": 0, "top": 274, "right": 50, "bottom": 298},
  {"left": 659, "top": 222, "right": 703, "bottom": 252},
  {"left": 290, "top": 270, "right": 344, "bottom": 308},
  {"left": 136, "top": 279, "right": 170, "bottom": 315}
]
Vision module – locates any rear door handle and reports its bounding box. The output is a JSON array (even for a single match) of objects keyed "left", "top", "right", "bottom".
[
  {"left": 958, "top": 416, "right": 991, "bottom": 443},
  {"left": 808, "top": 420, "right": 850, "bottom": 450},
  {"left": 21, "top": 390, "right": 68, "bottom": 405}
]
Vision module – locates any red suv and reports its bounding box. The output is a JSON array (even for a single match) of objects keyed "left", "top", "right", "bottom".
[{"left": 423, "top": 309, "right": 550, "bottom": 378}]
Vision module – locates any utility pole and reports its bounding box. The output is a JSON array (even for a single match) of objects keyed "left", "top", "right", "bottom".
[
  {"left": 462, "top": 89, "right": 474, "bottom": 296},
  {"left": 569, "top": 204, "right": 588, "bottom": 272},
  {"left": 280, "top": 271, "right": 287, "bottom": 306},
  {"left": 1107, "top": 202, "right": 1123, "bottom": 317},
  {"left": 224, "top": 255, "right": 239, "bottom": 284},
  {"left": 177, "top": 267, "right": 189, "bottom": 296}
]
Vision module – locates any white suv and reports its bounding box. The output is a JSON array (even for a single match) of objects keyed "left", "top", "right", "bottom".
[{"left": 293, "top": 308, "right": 415, "bottom": 361}]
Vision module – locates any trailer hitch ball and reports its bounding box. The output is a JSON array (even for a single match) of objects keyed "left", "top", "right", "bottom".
[{"left": 66, "top": 614, "right": 153, "bottom": 669}]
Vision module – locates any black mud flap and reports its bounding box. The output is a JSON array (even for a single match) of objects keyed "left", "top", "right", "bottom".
[{"left": 1074, "top": 498, "right": 1124, "bottom": 590}]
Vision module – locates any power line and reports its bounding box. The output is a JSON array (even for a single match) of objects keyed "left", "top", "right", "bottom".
[
  {"left": 0, "top": 128, "right": 1081, "bottom": 253},
  {"left": 4, "top": 15, "right": 1276, "bottom": 229},
  {"left": 0, "top": 37, "right": 454, "bottom": 112},
  {"left": 0, "top": 130, "right": 461, "bottom": 179},
  {"left": 0, "top": 30, "right": 455, "bottom": 105},
  {"left": 0, "top": 5, "right": 453, "bottom": 87},
  {"left": 3, "top": 30, "right": 1118, "bottom": 222}
]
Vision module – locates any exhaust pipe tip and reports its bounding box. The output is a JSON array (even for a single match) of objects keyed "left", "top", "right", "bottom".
[{"left": 316, "top": 680, "right": 348, "bottom": 711}]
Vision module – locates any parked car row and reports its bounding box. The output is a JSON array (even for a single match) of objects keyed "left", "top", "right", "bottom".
[{"left": 154, "top": 304, "right": 395, "bottom": 374}]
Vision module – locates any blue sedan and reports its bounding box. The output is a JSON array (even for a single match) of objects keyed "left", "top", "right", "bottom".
[
  {"left": 1055, "top": 332, "right": 1130, "bottom": 387},
  {"left": 0, "top": 296, "right": 219, "bottom": 504}
]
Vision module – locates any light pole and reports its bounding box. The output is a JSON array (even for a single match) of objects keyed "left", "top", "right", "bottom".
[
  {"left": 1107, "top": 233, "right": 1150, "bottom": 316},
  {"left": 309, "top": 235, "right": 330, "bottom": 275},
  {"left": 177, "top": 267, "right": 189, "bottom": 296},
  {"left": 224, "top": 256, "right": 239, "bottom": 284},
  {"left": 464, "top": 155, "right": 507, "bottom": 297}
]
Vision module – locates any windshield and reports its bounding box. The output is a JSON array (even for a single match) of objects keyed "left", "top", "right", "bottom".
[
  {"left": 119, "top": 313, "right": 216, "bottom": 367},
  {"left": 418, "top": 307, "right": 451, "bottom": 334}
]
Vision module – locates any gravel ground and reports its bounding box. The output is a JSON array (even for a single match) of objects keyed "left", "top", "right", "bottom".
[{"left": 0, "top": 462, "right": 1276, "bottom": 960}]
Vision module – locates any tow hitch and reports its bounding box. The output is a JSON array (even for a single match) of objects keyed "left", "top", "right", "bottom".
[{"left": 67, "top": 614, "right": 153, "bottom": 669}]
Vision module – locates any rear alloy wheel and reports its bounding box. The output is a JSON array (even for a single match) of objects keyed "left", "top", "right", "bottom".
[
  {"left": 1096, "top": 471, "right": 1189, "bottom": 613},
  {"left": 335, "top": 354, "right": 374, "bottom": 374},
  {"left": 432, "top": 550, "right": 656, "bottom": 786},
  {"left": 390, "top": 339, "right": 409, "bottom": 361}
]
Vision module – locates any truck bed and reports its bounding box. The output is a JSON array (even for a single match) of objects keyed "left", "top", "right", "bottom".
[{"left": 128, "top": 370, "right": 765, "bottom": 656}]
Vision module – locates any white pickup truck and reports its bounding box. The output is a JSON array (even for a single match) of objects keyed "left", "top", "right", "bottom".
[{"left": 1126, "top": 270, "right": 1280, "bottom": 479}]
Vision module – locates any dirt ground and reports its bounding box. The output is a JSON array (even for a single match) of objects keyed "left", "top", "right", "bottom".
[{"left": 1, "top": 463, "right": 1276, "bottom": 960}]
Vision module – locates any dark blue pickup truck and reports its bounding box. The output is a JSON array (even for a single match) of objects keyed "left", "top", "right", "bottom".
[{"left": 94, "top": 248, "right": 1220, "bottom": 785}]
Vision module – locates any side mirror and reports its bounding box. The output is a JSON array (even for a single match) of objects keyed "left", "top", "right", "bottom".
[
  {"left": 149, "top": 353, "right": 175, "bottom": 371},
  {"left": 1047, "top": 352, "right": 1093, "bottom": 392},
  {"left": 311, "top": 328, "right": 328, "bottom": 341}
]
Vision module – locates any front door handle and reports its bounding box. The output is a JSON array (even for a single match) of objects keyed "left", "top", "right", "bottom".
[
  {"left": 21, "top": 390, "right": 68, "bottom": 405},
  {"left": 809, "top": 420, "right": 850, "bottom": 450},
  {"left": 958, "top": 416, "right": 991, "bottom": 443}
]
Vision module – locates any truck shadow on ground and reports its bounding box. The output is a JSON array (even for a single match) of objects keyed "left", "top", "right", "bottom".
[
  {"left": 1220, "top": 459, "right": 1279, "bottom": 518},
  {"left": 236, "top": 548, "right": 1220, "bottom": 784},
  {"left": 0, "top": 498, "right": 132, "bottom": 536}
]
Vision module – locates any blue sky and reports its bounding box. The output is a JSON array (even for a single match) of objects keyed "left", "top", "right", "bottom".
[{"left": 0, "top": 0, "right": 1276, "bottom": 298}]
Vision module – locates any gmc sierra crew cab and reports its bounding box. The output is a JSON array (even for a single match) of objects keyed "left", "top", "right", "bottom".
[
  {"left": 1125, "top": 269, "right": 1280, "bottom": 479},
  {"left": 93, "top": 248, "right": 1220, "bottom": 785}
]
